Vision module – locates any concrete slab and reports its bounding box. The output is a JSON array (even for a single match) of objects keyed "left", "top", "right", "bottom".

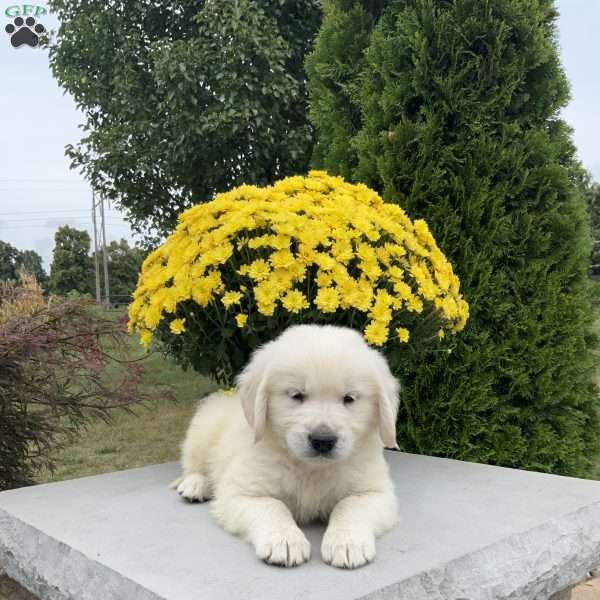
[{"left": 1, "top": 452, "right": 600, "bottom": 600}]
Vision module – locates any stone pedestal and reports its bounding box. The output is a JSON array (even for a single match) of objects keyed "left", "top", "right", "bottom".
[{"left": 1, "top": 452, "right": 599, "bottom": 600}]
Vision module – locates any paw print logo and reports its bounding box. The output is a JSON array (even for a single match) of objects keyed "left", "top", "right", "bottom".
[{"left": 5, "top": 16, "right": 46, "bottom": 48}]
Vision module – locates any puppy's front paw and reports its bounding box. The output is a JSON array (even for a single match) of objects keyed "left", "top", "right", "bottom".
[
  {"left": 175, "top": 474, "right": 210, "bottom": 503},
  {"left": 321, "top": 528, "right": 375, "bottom": 569},
  {"left": 255, "top": 528, "right": 311, "bottom": 567}
]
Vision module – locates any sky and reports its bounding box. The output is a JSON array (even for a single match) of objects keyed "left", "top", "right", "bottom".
[{"left": 0, "top": 1, "right": 599, "bottom": 271}]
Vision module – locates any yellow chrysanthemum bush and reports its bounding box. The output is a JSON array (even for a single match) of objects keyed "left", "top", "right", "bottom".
[{"left": 128, "top": 172, "right": 469, "bottom": 384}]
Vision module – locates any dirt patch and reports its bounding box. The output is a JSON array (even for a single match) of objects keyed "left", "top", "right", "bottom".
[{"left": 0, "top": 576, "right": 36, "bottom": 600}]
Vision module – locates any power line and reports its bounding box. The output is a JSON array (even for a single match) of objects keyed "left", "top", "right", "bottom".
[
  {"left": 0, "top": 209, "right": 122, "bottom": 216},
  {"left": 0, "top": 223, "right": 131, "bottom": 230},
  {"left": 0, "top": 217, "right": 125, "bottom": 223},
  {"left": 0, "top": 177, "right": 90, "bottom": 183}
]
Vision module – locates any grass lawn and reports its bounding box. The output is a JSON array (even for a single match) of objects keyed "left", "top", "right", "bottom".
[{"left": 37, "top": 309, "right": 217, "bottom": 484}]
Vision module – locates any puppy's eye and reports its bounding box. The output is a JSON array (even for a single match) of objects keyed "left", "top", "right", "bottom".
[
  {"left": 343, "top": 394, "right": 355, "bottom": 404},
  {"left": 290, "top": 391, "right": 305, "bottom": 402}
]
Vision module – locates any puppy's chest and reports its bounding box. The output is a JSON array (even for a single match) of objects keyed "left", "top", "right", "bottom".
[{"left": 278, "top": 469, "right": 347, "bottom": 524}]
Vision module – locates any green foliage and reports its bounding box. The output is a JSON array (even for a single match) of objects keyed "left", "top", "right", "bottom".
[
  {"left": 308, "top": 0, "right": 600, "bottom": 476},
  {"left": 49, "top": 226, "right": 93, "bottom": 296},
  {"left": 0, "top": 241, "right": 20, "bottom": 282},
  {"left": 49, "top": 0, "right": 321, "bottom": 242},
  {"left": 0, "top": 240, "right": 47, "bottom": 287},
  {"left": 16, "top": 250, "right": 48, "bottom": 289},
  {"left": 92, "top": 238, "right": 146, "bottom": 303},
  {"left": 582, "top": 173, "right": 600, "bottom": 241},
  {"left": 305, "top": 1, "right": 374, "bottom": 179}
]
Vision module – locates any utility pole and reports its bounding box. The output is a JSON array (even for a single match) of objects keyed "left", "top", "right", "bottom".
[
  {"left": 91, "top": 191, "right": 102, "bottom": 304},
  {"left": 99, "top": 194, "right": 111, "bottom": 308}
]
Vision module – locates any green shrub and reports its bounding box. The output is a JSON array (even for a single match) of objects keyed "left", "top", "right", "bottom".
[{"left": 307, "top": 0, "right": 600, "bottom": 476}]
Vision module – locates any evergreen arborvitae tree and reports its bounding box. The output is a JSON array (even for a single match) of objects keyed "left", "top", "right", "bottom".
[{"left": 307, "top": 0, "right": 600, "bottom": 476}]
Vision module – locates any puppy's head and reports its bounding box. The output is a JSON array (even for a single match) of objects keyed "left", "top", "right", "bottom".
[{"left": 236, "top": 324, "right": 400, "bottom": 463}]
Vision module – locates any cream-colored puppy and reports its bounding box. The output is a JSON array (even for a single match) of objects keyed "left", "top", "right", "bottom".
[{"left": 171, "top": 324, "right": 400, "bottom": 568}]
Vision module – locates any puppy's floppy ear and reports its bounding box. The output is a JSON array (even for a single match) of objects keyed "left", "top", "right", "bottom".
[
  {"left": 236, "top": 346, "right": 271, "bottom": 442},
  {"left": 373, "top": 355, "right": 401, "bottom": 449}
]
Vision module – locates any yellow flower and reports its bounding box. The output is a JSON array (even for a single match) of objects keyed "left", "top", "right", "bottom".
[
  {"left": 288, "top": 261, "right": 307, "bottom": 281},
  {"left": 235, "top": 314, "right": 248, "bottom": 328},
  {"left": 297, "top": 243, "right": 317, "bottom": 263},
  {"left": 282, "top": 290, "right": 309, "bottom": 313},
  {"left": 191, "top": 274, "right": 220, "bottom": 307},
  {"left": 129, "top": 172, "right": 469, "bottom": 352},
  {"left": 356, "top": 243, "right": 377, "bottom": 263},
  {"left": 254, "top": 281, "right": 279, "bottom": 305},
  {"left": 414, "top": 219, "right": 435, "bottom": 246},
  {"left": 270, "top": 269, "right": 294, "bottom": 293},
  {"left": 396, "top": 327, "right": 410, "bottom": 343},
  {"left": 315, "top": 287, "right": 340, "bottom": 313},
  {"left": 314, "top": 253, "right": 337, "bottom": 271},
  {"left": 419, "top": 279, "right": 439, "bottom": 301},
  {"left": 376, "top": 246, "right": 390, "bottom": 264},
  {"left": 269, "top": 250, "right": 295, "bottom": 269},
  {"left": 437, "top": 328, "right": 445, "bottom": 339},
  {"left": 192, "top": 286, "right": 213, "bottom": 307},
  {"left": 331, "top": 240, "right": 353, "bottom": 263},
  {"left": 393, "top": 281, "right": 412, "bottom": 300},
  {"left": 247, "top": 259, "right": 271, "bottom": 281},
  {"left": 169, "top": 318, "right": 186, "bottom": 334},
  {"left": 316, "top": 270, "right": 334, "bottom": 287},
  {"left": 140, "top": 330, "right": 153, "bottom": 349},
  {"left": 360, "top": 260, "right": 382, "bottom": 281},
  {"left": 144, "top": 304, "right": 162, "bottom": 329},
  {"left": 256, "top": 302, "right": 276, "bottom": 316},
  {"left": 364, "top": 321, "right": 389, "bottom": 346},
  {"left": 205, "top": 243, "right": 233, "bottom": 265},
  {"left": 222, "top": 291, "right": 243, "bottom": 308},
  {"left": 388, "top": 266, "right": 404, "bottom": 280},
  {"left": 406, "top": 295, "right": 424, "bottom": 313}
]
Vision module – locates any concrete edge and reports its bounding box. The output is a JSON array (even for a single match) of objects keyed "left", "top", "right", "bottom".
[
  {"left": 1, "top": 494, "right": 599, "bottom": 600},
  {"left": 0, "top": 509, "right": 165, "bottom": 600},
  {"left": 364, "top": 500, "right": 600, "bottom": 600}
]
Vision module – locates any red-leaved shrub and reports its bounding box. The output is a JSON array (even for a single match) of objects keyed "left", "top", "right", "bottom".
[{"left": 0, "top": 286, "right": 147, "bottom": 490}]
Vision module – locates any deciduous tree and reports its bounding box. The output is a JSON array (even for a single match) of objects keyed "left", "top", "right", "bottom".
[
  {"left": 49, "top": 226, "right": 93, "bottom": 296},
  {"left": 49, "top": 0, "right": 321, "bottom": 242}
]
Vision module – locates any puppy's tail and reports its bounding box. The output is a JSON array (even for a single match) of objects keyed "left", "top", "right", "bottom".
[{"left": 169, "top": 475, "right": 184, "bottom": 490}]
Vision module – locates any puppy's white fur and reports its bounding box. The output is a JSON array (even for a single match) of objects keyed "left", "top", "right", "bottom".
[{"left": 172, "top": 324, "right": 400, "bottom": 568}]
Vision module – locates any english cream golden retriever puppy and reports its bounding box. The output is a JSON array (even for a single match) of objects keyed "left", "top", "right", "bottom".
[{"left": 171, "top": 324, "right": 400, "bottom": 568}]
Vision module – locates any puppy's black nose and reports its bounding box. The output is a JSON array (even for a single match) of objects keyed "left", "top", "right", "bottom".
[{"left": 308, "top": 431, "right": 338, "bottom": 454}]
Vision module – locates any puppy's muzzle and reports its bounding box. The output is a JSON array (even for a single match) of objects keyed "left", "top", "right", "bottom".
[{"left": 308, "top": 428, "right": 338, "bottom": 455}]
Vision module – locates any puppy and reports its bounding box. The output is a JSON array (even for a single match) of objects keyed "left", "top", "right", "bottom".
[{"left": 171, "top": 324, "right": 400, "bottom": 568}]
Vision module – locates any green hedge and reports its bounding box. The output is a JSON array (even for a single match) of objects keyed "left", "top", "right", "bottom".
[{"left": 307, "top": 0, "right": 600, "bottom": 477}]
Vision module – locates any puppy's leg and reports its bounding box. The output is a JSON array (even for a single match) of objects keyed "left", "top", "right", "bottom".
[
  {"left": 212, "top": 496, "right": 310, "bottom": 567},
  {"left": 321, "top": 491, "right": 398, "bottom": 569},
  {"left": 171, "top": 401, "right": 220, "bottom": 503},
  {"left": 173, "top": 439, "right": 212, "bottom": 502}
]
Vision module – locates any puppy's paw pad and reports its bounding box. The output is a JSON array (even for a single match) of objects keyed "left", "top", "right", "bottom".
[
  {"left": 256, "top": 529, "right": 311, "bottom": 567},
  {"left": 175, "top": 474, "right": 210, "bottom": 502},
  {"left": 321, "top": 528, "right": 375, "bottom": 569}
]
